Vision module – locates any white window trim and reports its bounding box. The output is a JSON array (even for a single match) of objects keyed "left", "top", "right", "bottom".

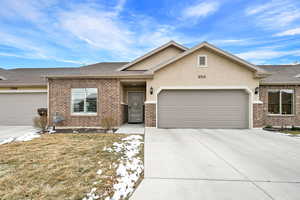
[
  {"left": 197, "top": 55, "right": 208, "bottom": 67},
  {"left": 267, "top": 89, "right": 294, "bottom": 116},
  {"left": 71, "top": 88, "right": 98, "bottom": 116}
]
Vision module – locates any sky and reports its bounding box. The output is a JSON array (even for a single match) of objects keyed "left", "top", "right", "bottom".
[{"left": 0, "top": 0, "right": 300, "bottom": 69}]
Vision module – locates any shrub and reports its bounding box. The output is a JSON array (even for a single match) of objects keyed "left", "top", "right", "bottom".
[
  {"left": 33, "top": 115, "right": 48, "bottom": 133},
  {"left": 37, "top": 108, "right": 47, "bottom": 117},
  {"left": 291, "top": 125, "right": 300, "bottom": 131},
  {"left": 101, "top": 116, "right": 115, "bottom": 131},
  {"left": 265, "top": 124, "right": 272, "bottom": 129}
]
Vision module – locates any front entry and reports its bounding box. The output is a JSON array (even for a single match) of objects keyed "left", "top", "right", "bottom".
[{"left": 128, "top": 92, "right": 144, "bottom": 123}]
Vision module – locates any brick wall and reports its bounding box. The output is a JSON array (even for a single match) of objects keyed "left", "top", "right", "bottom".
[
  {"left": 145, "top": 103, "right": 156, "bottom": 127},
  {"left": 253, "top": 103, "right": 264, "bottom": 128},
  {"left": 48, "top": 79, "right": 122, "bottom": 127},
  {"left": 259, "top": 85, "right": 300, "bottom": 127}
]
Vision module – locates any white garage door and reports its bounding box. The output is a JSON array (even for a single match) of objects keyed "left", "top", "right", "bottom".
[
  {"left": 158, "top": 90, "right": 249, "bottom": 129},
  {"left": 0, "top": 93, "right": 47, "bottom": 125}
]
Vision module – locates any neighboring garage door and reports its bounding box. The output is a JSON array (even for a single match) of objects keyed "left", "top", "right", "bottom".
[
  {"left": 158, "top": 90, "right": 249, "bottom": 129},
  {"left": 0, "top": 93, "right": 47, "bottom": 125}
]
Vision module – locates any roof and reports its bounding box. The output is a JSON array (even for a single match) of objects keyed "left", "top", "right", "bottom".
[
  {"left": 1, "top": 41, "right": 298, "bottom": 87},
  {"left": 259, "top": 64, "right": 300, "bottom": 85},
  {"left": 149, "top": 41, "right": 269, "bottom": 77},
  {"left": 0, "top": 62, "right": 152, "bottom": 87},
  {"left": 0, "top": 67, "right": 81, "bottom": 87},
  {"left": 117, "top": 40, "right": 188, "bottom": 71}
]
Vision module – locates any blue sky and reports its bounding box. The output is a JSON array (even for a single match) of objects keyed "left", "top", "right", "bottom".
[{"left": 0, "top": 0, "right": 300, "bottom": 69}]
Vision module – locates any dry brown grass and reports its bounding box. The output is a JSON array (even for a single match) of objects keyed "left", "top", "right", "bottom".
[{"left": 0, "top": 133, "right": 144, "bottom": 200}]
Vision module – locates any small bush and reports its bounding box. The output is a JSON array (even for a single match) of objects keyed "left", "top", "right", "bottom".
[
  {"left": 101, "top": 116, "right": 115, "bottom": 131},
  {"left": 33, "top": 115, "right": 48, "bottom": 133},
  {"left": 265, "top": 124, "right": 272, "bottom": 129},
  {"left": 291, "top": 125, "right": 300, "bottom": 131},
  {"left": 37, "top": 108, "right": 47, "bottom": 116}
]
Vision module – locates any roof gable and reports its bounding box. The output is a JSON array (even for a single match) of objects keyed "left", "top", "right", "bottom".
[
  {"left": 149, "top": 41, "right": 269, "bottom": 77},
  {"left": 117, "top": 40, "right": 188, "bottom": 71}
]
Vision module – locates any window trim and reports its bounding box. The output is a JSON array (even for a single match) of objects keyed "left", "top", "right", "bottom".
[
  {"left": 197, "top": 55, "right": 208, "bottom": 67},
  {"left": 71, "top": 88, "right": 98, "bottom": 116},
  {"left": 267, "top": 89, "right": 294, "bottom": 116}
]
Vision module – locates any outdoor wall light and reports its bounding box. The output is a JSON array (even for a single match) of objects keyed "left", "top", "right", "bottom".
[
  {"left": 255, "top": 87, "right": 259, "bottom": 95},
  {"left": 150, "top": 86, "right": 153, "bottom": 95}
]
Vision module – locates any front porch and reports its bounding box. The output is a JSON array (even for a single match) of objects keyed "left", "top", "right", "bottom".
[{"left": 120, "top": 80, "right": 146, "bottom": 125}]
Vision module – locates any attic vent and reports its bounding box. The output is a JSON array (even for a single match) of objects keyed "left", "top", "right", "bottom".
[{"left": 198, "top": 55, "right": 207, "bottom": 67}]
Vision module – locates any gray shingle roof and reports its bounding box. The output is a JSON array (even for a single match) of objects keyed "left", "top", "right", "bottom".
[
  {"left": 0, "top": 67, "right": 81, "bottom": 87},
  {"left": 259, "top": 64, "right": 300, "bottom": 85},
  {"left": 0, "top": 62, "right": 132, "bottom": 87},
  {"left": 1, "top": 62, "right": 299, "bottom": 87}
]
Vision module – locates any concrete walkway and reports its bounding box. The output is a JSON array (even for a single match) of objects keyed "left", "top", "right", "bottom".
[
  {"left": 131, "top": 128, "right": 300, "bottom": 200},
  {"left": 0, "top": 126, "right": 35, "bottom": 143},
  {"left": 115, "top": 123, "right": 144, "bottom": 134}
]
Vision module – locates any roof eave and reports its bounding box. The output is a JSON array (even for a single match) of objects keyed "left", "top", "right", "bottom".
[
  {"left": 0, "top": 83, "right": 47, "bottom": 87},
  {"left": 150, "top": 42, "right": 262, "bottom": 74},
  {"left": 259, "top": 82, "right": 300, "bottom": 85},
  {"left": 117, "top": 40, "right": 188, "bottom": 71},
  {"left": 45, "top": 74, "right": 153, "bottom": 79}
]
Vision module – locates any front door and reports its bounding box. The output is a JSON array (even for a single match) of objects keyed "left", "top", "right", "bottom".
[{"left": 128, "top": 92, "right": 144, "bottom": 123}]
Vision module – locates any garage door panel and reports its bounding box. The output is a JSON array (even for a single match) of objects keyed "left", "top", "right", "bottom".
[
  {"left": 0, "top": 93, "right": 47, "bottom": 126},
  {"left": 158, "top": 90, "right": 249, "bottom": 129}
]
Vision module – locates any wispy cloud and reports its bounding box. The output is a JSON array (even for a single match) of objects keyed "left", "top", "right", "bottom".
[
  {"left": 0, "top": 0, "right": 299, "bottom": 67},
  {"left": 274, "top": 27, "right": 300, "bottom": 37},
  {"left": 114, "top": 0, "right": 127, "bottom": 14},
  {"left": 58, "top": 5, "right": 133, "bottom": 54},
  {"left": 0, "top": 0, "right": 198, "bottom": 63},
  {"left": 245, "top": 0, "right": 300, "bottom": 29},
  {"left": 0, "top": 0, "right": 57, "bottom": 23},
  {"left": 211, "top": 39, "right": 249, "bottom": 46},
  {"left": 182, "top": 1, "right": 220, "bottom": 19},
  {"left": 237, "top": 48, "right": 300, "bottom": 64}
]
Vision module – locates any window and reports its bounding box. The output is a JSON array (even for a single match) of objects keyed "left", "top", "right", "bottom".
[
  {"left": 198, "top": 55, "right": 207, "bottom": 67},
  {"left": 71, "top": 88, "right": 97, "bottom": 114},
  {"left": 268, "top": 89, "right": 294, "bottom": 115}
]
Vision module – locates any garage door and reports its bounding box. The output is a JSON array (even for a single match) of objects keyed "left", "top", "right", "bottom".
[
  {"left": 0, "top": 93, "right": 47, "bottom": 125},
  {"left": 158, "top": 90, "right": 249, "bottom": 129}
]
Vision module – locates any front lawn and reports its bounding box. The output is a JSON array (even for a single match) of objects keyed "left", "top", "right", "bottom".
[{"left": 0, "top": 133, "right": 144, "bottom": 200}]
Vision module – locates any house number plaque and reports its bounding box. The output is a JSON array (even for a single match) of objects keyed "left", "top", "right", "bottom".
[{"left": 198, "top": 74, "right": 206, "bottom": 79}]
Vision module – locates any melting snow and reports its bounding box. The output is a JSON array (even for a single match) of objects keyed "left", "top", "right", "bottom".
[
  {"left": 82, "top": 188, "right": 100, "bottom": 200},
  {"left": 82, "top": 135, "right": 144, "bottom": 200},
  {"left": 0, "top": 130, "right": 40, "bottom": 145},
  {"left": 96, "top": 169, "right": 102, "bottom": 175}
]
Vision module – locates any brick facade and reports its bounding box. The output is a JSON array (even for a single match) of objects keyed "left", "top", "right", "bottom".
[
  {"left": 258, "top": 85, "right": 300, "bottom": 127},
  {"left": 253, "top": 103, "right": 264, "bottom": 128},
  {"left": 48, "top": 78, "right": 123, "bottom": 127},
  {"left": 145, "top": 103, "right": 156, "bottom": 127},
  {"left": 48, "top": 78, "right": 300, "bottom": 128}
]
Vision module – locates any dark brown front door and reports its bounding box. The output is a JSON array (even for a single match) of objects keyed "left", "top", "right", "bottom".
[{"left": 128, "top": 92, "right": 144, "bottom": 123}]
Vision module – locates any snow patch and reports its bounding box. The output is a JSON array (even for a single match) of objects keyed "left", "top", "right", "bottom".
[
  {"left": 82, "top": 188, "right": 100, "bottom": 200},
  {"left": 83, "top": 135, "right": 144, "bottom": 200},
  {"left": 96, "top": 169, "right": 102, "bottom": 175},
  {"left": 0, "top": 130, "right": 40, "bottom": 145},
  {"left": 109, "top": 135, "right": 144, "bottom": 200}
]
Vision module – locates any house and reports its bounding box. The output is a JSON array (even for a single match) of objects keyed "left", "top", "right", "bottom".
[{"left": 0, "top": 41, "right": 299, "bottom": 129}]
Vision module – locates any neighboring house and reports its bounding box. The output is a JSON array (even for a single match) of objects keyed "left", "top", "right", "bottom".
[
  {"left": 0, "top": 67, "right": 80, "bottom": 125},
  {"left": 0, "top": 41, "right": 299, "bottom": 128}
]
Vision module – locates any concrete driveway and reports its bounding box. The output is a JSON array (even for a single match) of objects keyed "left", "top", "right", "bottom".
[
  {"left": 131, "top": 128, "right": 300, "bottom": 200},
  {"left": 0, "top": 126, "right": 35, "bottom": 143}
]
